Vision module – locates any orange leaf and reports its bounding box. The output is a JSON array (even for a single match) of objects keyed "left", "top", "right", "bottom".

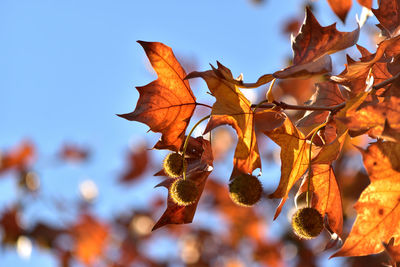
[
  {"left": 340, "top": 96, "right": 400, "bottom": 139},
  {"left": 372, "top": 0, "right": 400, "bottom": 38},
  {"left": 357, "top": 0, "right": 372, "bottom": 9},
  {"left": 0, "top": 140, "right": 35, "bottom": 174},
  {"left": 264, "top": 117, "right": 312, "bottom": 219},
  {"left": 152, "top": 137, "right": 213, "bottom": 230},
  {"left": 187, "top": 62, "right": 261, "bottom": 175},
  {"left": 333, "top": 45, "right": 393, "bottom": 97},
  {"left": 71, "top": 214, "right": 109, "bottom": 265},
  {"left": 327, "top": 0, "right": 352, "bottom": 22},
  {"left": 332, "top": 35, "right": 400, "bottom": 86},
  {"left": 312, "top": 124, "right": 348, "bottom": 164},
  {"left": 297, "top": 164, "right": 343, "bottom": 235},
  {"left": 118, "top": 41, "right": 196, "bottom": 151},
  {"left": 333, "top": 141, "right": 400, "bottom": 257},
  {"left": 297, "top": 81, "right": 345, "bottom": 135},
  {"left": 274, "top": 8, "right": 359, "bottom": 79}
]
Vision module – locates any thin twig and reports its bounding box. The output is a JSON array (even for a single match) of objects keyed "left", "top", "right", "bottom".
[
  {"left": 195, "top": 102, "right": 212, "bottom": 109},
  {"left": 372, "top": 72, "right": 400, "bottom": 90},
  {"left": 251, "top": 73, "right": 399, "bottom": 113},
  {"left": 251, "top": 101, "right": 346, "bottom": 112}
]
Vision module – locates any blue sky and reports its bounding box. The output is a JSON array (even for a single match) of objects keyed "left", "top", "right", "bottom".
[{"left": 0, "top": 0, "right": 373, "bottom": 266}]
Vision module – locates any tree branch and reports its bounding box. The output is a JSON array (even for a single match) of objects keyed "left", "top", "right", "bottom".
[
  {"left": 372, "top": 72, "right": 400, "bottom": 90},
  {"left": 251, "top": 73, "right": 400, "bottom": 113},
  {"left": 251, "top": 101, "right": 346, "bottom": 112}
]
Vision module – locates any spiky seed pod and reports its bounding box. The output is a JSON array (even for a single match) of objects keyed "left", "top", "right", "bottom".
[
  {"left": 291, "top": 207, "right": 324, "bottom": 239},
  {"left": 163, "top": 152, "right": 185, "bottom": 178},
  {"left": 228, "top": 174, "right": 262, "bottom": 207},
  {"left": 170, "top": 179, "right": 198, "bottom": 206}
]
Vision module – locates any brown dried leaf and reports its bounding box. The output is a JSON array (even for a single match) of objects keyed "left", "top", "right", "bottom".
[
  {"left": 118, "top": 41, "right": 196, "bottom": 151},
  {"left": 59, "top": 144, "right": 89, "bottom": 163},
  {"left": 372, "top": 0, "right": 400, "bottom": 37},
  {"left": 297, "top": 81, "right": 345, "bottom": 135},
  {"left": 340, "top": 97, "right": 400, "bottom": 139},
  {"left": 333, "top": 45, "right": 393, "bottom": 97},
  {"left": 274, "top": 8, "right": 359, "bottom": 79},
  {"left": 0, "top": 207, "right": 23, "bottom": 245},
  {"left": 120, "top": 145, "right": 149, "bottom": 183},
  {"left": 332, "top": 36, "right": 400, "bottom": 86}
]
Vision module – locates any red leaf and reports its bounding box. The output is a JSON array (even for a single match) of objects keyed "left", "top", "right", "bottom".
[
  {"left": 120, "top": 145, "right": 149, "bottom": 183},
  {"left": 118, "top": 41, "right": 197, "bottom": 151},
  {"left": 372, "top": 0, "right": 400, "bottom": 37},
  {"left": 59, "top": 144, "right": 89, "bottom": 163}
]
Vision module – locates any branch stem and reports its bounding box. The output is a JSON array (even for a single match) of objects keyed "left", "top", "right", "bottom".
[
  {"left": 373, "top": 72, "right": 400, "bottom": 90},
  {"left": 195, "top": 102, "right": 212, "bottom": 109},
  {"left": 251, "top": 101, "right": 346, "bottom": 112}
]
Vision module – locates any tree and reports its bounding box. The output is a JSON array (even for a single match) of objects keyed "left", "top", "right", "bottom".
[{"left": 1, "top": 0, "right": 400, "bottom": 266}]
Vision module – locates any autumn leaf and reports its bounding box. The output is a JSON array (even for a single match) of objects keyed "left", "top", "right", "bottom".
[
  {"left": 71, "top": 214, "right": 109, "bottom": 265},
  {"left": 187, "top": 62, "right": 261, "bottom": 176},
  {"left": 118, "top": 41, "right": 197, "bottom": 152},
  {"left": 0, "top": 207, "right": 23, "bottom": 245},
  {"left": 264, "top": 117, "right": 313, "bottom": 219},
  {"left": 327, "top": 0, "right": 352, "bottom": 22},
  {"left": 372, "top": 0, "right": 400, "bottom": 37},
  {"left": 332, "top": 35, "right": 400, "bottom": 86},
  {"left": 296, "top": 164, "right": 343, "bottom": 235},
  {"left": 332, "top": 45, "right": 393, "bottom": 97},
  {"left": 274, "top": 8, "right": 359, "bottom": 79},
  {"left": 340, "top": 96, "right": 400, "bottom": 139},
  {"left": 0, "top": 140, "right": 35, "bottom": 174},
  {"left": 297, "top": 81, "right": 345, "bottom": 135},
  {"left": 152, "top": 137, "right": 213, "bottom": 230},
  {"left": 333, "top": 141, "right": 400, "bottom": 257},
  {"left": 357, "top": 0, "right": 372, "bottom": 9},
  {"left": 59, "top": 144, "right": 89, "bottom": 163},
  {"left": 119, "top": 145, "right": 149, "bottom": 183}
]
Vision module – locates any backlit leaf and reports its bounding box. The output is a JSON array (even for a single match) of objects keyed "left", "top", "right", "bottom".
[
  {"left": 274, "top": 8, "right": 359, "bottom": 79},
  {"left": 187, "top": 62, "right": 262, "bottom": 175},
  {"left": 297, "top": 164, "right": 343, "bottom": 235},
  {"left": 264, "top": 117, "right": 312, "bottom": 219},
  {"left": 333, "top": 141, "right": 400, "bottom": 257},
  {"left": 118, "top": 41, "right": 196, "bottom": 151}
]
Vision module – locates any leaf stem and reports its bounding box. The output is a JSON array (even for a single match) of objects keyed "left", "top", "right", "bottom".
[
  {"left": 195, "top": 102, "right": 212, "bottom": 109},
  {"left": 306, "top": 123, "right": 327, "bottom": 208},
  {"left": 252, "top": 101, "right": 346, "bottom": 112},
  {"left": 372, "top": 72, "right": 400, "bottom": 90},
  {"left": 181, "top": 115, "right": 211, "bottom": 180}
]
